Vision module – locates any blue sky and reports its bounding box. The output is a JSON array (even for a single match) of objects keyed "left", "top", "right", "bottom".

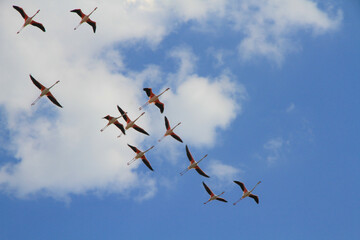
[{"left": 0, "top": 0, "right": 359, "bottom": 239}]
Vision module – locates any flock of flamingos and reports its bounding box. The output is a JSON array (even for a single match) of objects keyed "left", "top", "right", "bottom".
[{"left": 13, "top": 5, "right": 261, "bottom": 205}]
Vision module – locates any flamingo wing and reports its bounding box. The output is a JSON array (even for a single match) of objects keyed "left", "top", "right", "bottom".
[
  {"left": 30, "top": 20, "right": 45, "bottom": 32},
  {"left": 114, "top": 121, "right": 126, "bottom": 135},
  {"left": 127, "top": 144, "right": 139, "bottom": 153},
  {"left": 155, "top": 100, "right": 164, "bottom": 113},
  {"left": 132, "top": 124, "right": 149, "bottom": 136},
  {"left": 185, "top": 145, "right": 195, "bottom": 164},
  {"left": 164, "top": 116, "right": 170, "bottom": 130},
  {"left": 249, "top": 194, "right": 259, "bottom": 204},
  {"left": 143, "top": 88, "right": 154, "bottom": 98},
  {"left": 117, "top": 105, "right": 129, "bottom": 122},
  {"left": 141, "top": 156, "right": 154, "bottom": 171},
  {"left": 202, "top": 182, "right": 214, "bottom": 196},
  {"left": 170, "top": 133, "right": 183, "bottom": 143},
  {"left": 234, "top": 180, "right": 247, "bottom": 192},
  {"left": 86, "top": 19, "right": 96, "bottom": 33},
  {"left": 13, "top": 6, "right": 28, "bottom": 19},
  {"left": 30, "top": 74, "right": 45, "bottom": 91},
  {"left": 195, "top": 166, "right": 210, "bottom": 178},
  {"left": 215, "top": 197, "right": 228, "bottom": 203},
  {"left": 46, "top": 92, "right": 62, "bottom": 108},
  {"left": 70, "top": 9, "right": 85, "bottom": 18}
]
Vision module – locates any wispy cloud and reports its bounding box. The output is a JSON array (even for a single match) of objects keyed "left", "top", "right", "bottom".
[
  {"left": 232, "top": 0, "right": 342, "bottom": 64},
  {"left": 207, "top": 160, "right": 242, "bottom": 182},
  {"left": 263, "top": 137, "right": 287, "bottom": 164},
  {"left": 286, "top": 103, "right": 295, "bottom": 113}
]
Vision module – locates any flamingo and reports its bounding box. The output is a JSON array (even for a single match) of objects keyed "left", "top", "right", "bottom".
[
  {"left": 70, "top": 7, "right": 97, "bottom": 33},
  {"left": 139, "top": 88, "right": 170, "bottom": 113},
  {"left": 13, "top": 6, "right": 45, "bottom": 34},
  {"left": 101, "top": 105, "right": 126, "bottom": 135},
  {"left": 30, "top": 74, "right": 62, "bottom": 108},
  {"left": 127, "top": 144, "right": 154, "bottom": 171},
  {"left": 202, "top": 182, "right": 227, "bottom": 204},
  {"left": 180, "top": 145, "right": 209, "bottom": 178},
  {"left": 233, "top": 181, "right": 261, "bottom": 205},
  {"left": 117, "top": 106, "right": 149, "bottom": 138},
  {"left": 158, "top": 116, "right": 182, "bottom": 143}
]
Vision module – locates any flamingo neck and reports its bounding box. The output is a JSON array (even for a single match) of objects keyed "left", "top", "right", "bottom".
[
  {"left": 249, "top": 181, "right": 261, "bottom": 193},
  {"left": 171, "top": 122, "right": 181, "bottom": 131},
  {"left": 48, "top": 81, "right": 60, "bottom": 90},
  {"left": 144, "top": 146, "right": 154, "bottom": 153},
  {"left": 31, "top": 10, "right": 40, "bottom": 19},
  {"left": 197, "top": 154, "right": 208, "bottom": 164},
  {"left": 88, "top": 7, "right": 98, "bottom": 17},
  {"left": 157, "top": 88, "right": 170, "bottom": 98},
  {"left": 134, "top": 112, "right": 145, "bottom": 123},
  {"left": 116, "top": 112, "right": 127, "bottom": 120}
]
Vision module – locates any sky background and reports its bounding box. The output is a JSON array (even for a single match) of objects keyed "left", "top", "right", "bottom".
[{"left": 0, "top": 0, "right": 359, "bottom": 239}]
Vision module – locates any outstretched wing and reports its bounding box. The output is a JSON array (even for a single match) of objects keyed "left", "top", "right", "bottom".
[
  {"left": 30, "top": 20, "right": 45, "bottom": 32},
  {"left": 114, "top": 121, "right": 125, "bottom": 135},
  {"left": 117, "top": 105, "right": 129, "bottom": 122},
  {"left": 164, "top": 116, "right": 170, "bottom": 130},
  {"left": 13, "top": 6, "right": 28, "bottom": 19},
  {"left": 234, "top": 181, "right": 247, "bottom": 192},
  {"left": 127, "top": 144, "right": 139, "bottom": 153},
  {"left": 249, "top": 194, "right": 259, "bottom": 204},
  {"left": 30, "top": 74, "right": 45, "bottom": 91},
  {"left": 185, "top": 145, "right": 195, "bottom": 164},
  {"left": 143, "top": 88, "right": 154, "bottom": 98},
  {"left": 70, "top": 9, "right": 85, "bottom": 18},
  {"left": 132, "top": 124, "right": 149, "bottom": 136},
  {"left": 171, "top": 133, "right": 183, "bottom": 143},
  {"left": 86, "top": 19, "right": 96, "bottom": 33},
  {"left": 195, "top": 166, "right": 209, "bottom": 178},
  {"left": 141, "top": 156, "right": 154, "bottom": 171},
  {"left": 155, "top": 101, "right": 164, "bottom": 113},
  {"left": 215, "top": 197, "right": 228, "bottom": 203},
  {"left": 202, "top": 182, "right": 213, "bottom": 196},
  {"left": 46, "top": 92, "right": 62, "bottom": 108}
]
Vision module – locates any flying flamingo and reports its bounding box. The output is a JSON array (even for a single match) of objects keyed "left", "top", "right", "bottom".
[
  {"left": 180, "top": 145, "right": 209, "bottom": 178},
  {"left": 233, "top": 181, "right": 261, "bottom": 205},
  {"left": 117, "top": 106, "right": 149, "bottom": 138},
  {"left": 30, "top": 74, "right": 62, "bottom": 108},
  {"left": 139, "top": 88, "right": 170, "bottom": 113},
  {"left": 202, "top": 182, "right": 227, "bottom": 204},
  {"left": 158, "top": 116, "right": 182, "bottom": 143},
  {"left": 101, "top": 105, "right": 126, "bottom": 135},
  {"left": 127, "top": 144, "right": 154, "bottom": 171},
  {"left": 13, "top": 6, "right": 45, "bottom": 34},
  {"left": 70, "top": 7, "right": 97, "bottom": 33}
]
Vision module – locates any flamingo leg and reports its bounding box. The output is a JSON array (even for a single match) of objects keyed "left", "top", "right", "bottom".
[
  {"left": 158, "top": 135, "right": 166, "bottom": 142},
  {"left": 233, "top": 198, "right": 242, "bottom": 205},
  {"left": 180, "top": 168, "right": 189, "bottom": 176},
  {"left": 31, "top": 96, "right": 42, "bottom": 106},
  {"left": 74, "top": 23, "right": 82, "bottom": 30},
  {"left": 204, "top": 200, "right": 211, "bottom": 204},
  {"left": 139, "top": 102, "right": 149, "bottom": 111},
  {"left": 17, "top": 25, "right": 25, "bottom": 34},
  {"left": 127, "top": 158, "right": 137, "bottom": 166},
  {"left": 100, "top": 124, "right": 110, "bottom": 132}
]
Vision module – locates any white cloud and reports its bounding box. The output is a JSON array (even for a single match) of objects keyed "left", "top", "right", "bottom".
[
  {"left": 286, "top": 103, "right": 295, "bottom": 112},
  {"left": 0, "top": 1, "right": 244, "bottom": 200},
  {"left": 231, "top": 0, "right": 342, "bottom": 64},
  {"left": 263, "top": 137, "right": 288, "bottom": 164},
  {"left": 0, "top": 0, "right": 341, "bottom": 200},
  {"left": 207, "top": 160, "right": 242, "bottom": 182}
]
